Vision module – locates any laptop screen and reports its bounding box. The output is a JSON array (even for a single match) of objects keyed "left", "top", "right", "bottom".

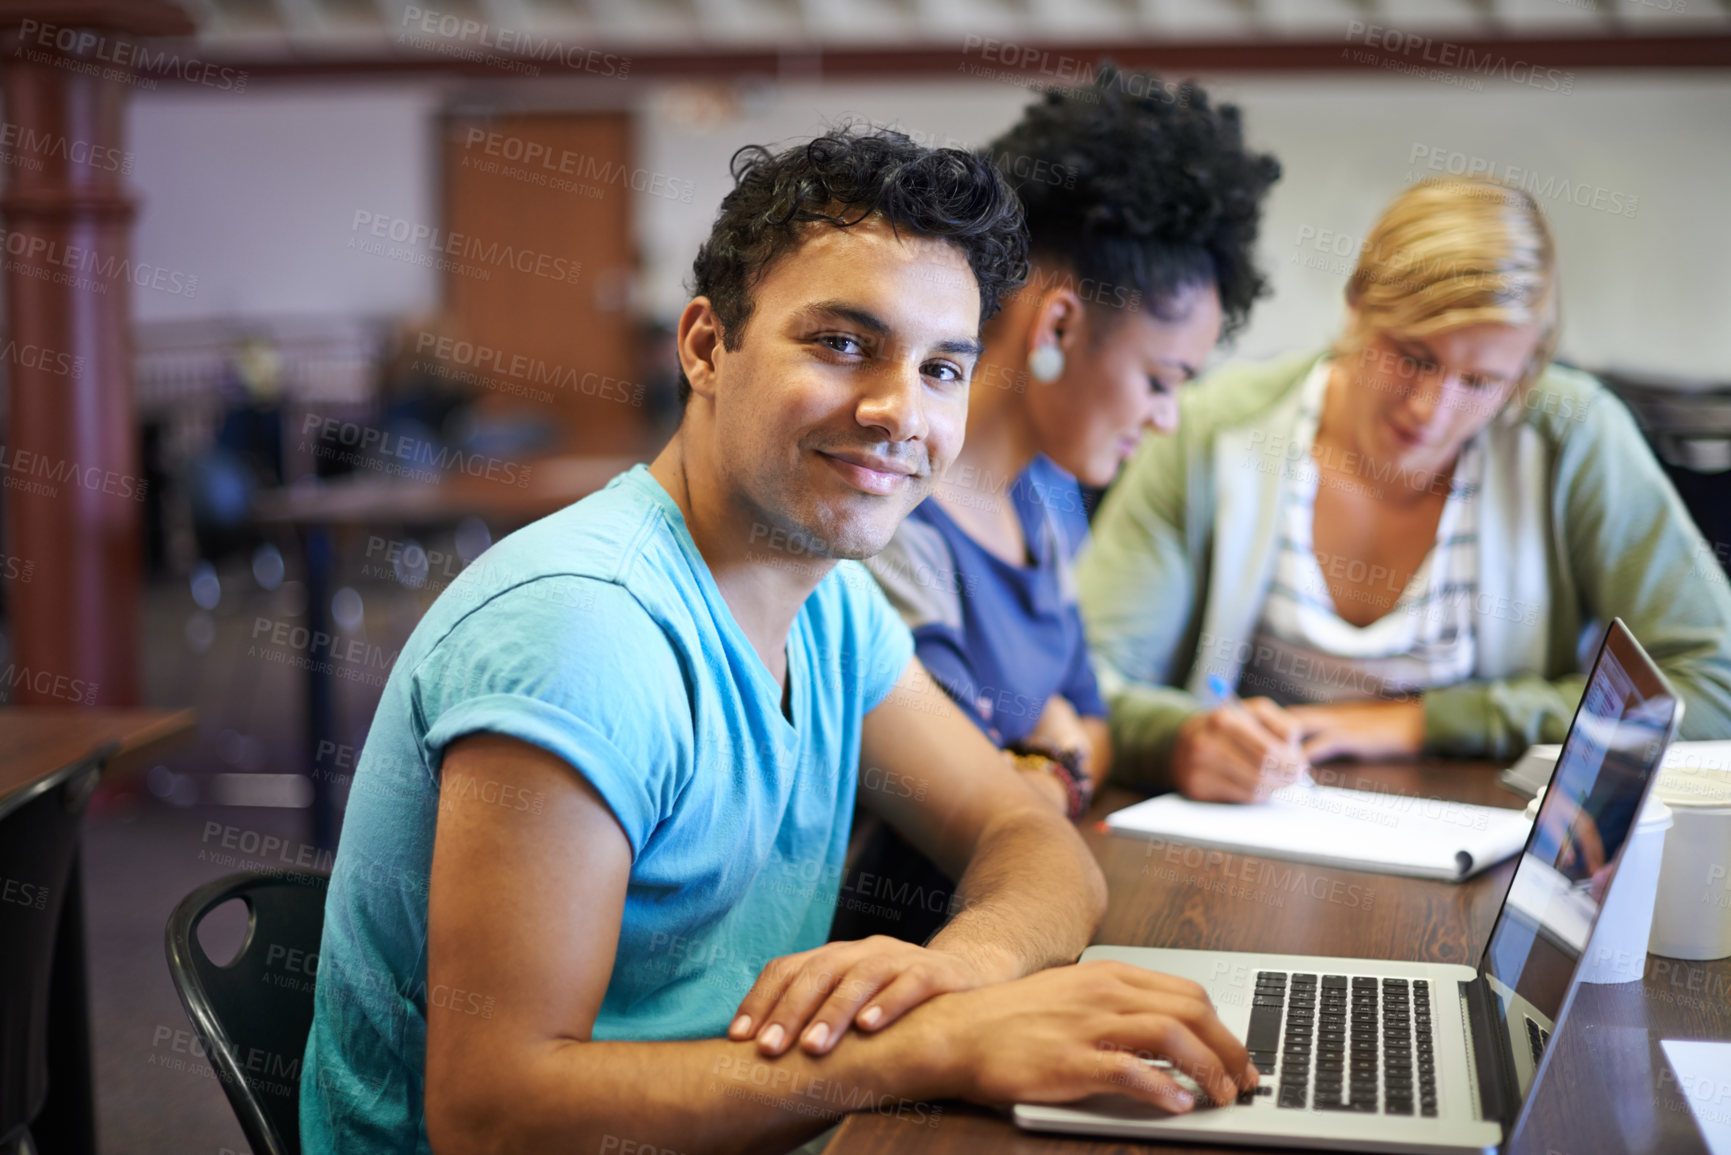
[{"left": 1478, "top": 620, "right": 1678, "bottom": 1104}]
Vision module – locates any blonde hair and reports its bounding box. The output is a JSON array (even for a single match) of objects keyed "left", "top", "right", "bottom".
[{"left": 1340, "top": 176, "right": 1560, "bottom": 396}]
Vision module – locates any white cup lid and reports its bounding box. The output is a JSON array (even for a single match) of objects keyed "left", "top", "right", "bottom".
[
  {"left": 1636, "top": 792, "right": 1674, "bottom": 829},
  {"left": 1655, "top": 765, "right": 1731, "bottom": 810}
]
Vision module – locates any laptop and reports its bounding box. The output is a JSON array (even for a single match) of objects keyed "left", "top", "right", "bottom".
[{"left": 1014, "top": 618, "right": 1682, "bottom": 1154}]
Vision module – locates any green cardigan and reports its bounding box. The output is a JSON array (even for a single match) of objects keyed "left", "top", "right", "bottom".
[{"left": 1076, "top": 349, "right": 1731, "bottom": 793}]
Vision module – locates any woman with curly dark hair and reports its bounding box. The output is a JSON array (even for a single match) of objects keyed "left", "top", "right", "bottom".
[{"left": 839, "top": 68, "right": 1280, "bottom": 943}]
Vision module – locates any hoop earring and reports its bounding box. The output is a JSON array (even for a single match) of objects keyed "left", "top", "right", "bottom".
[{"left": 1028, "top": 344, "right": 1065, "bottom": 383}]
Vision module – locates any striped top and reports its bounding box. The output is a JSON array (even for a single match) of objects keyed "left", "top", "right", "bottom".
[{"left": 1242, "top": 360, "right": 1483, "bottom": 706}]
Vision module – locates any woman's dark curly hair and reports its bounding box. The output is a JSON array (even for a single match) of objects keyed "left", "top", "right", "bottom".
[
  {"left": 985, "top": 65, "right": 1280, "bottom": 340},
  {"left": 680, "top": 125, "right": 1029, "bottom": 406}
]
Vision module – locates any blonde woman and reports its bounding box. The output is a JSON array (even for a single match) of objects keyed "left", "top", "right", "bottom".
[{"left": 1077, "top": 176, "right": 1731, "bottom": 802}]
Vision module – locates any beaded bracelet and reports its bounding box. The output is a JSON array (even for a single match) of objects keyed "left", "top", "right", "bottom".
[{"left": 1006, "top": 740, "right": 1093, "bottom": 820}]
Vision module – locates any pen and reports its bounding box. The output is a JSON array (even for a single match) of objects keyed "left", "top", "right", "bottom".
[{"left": 1207, "top": 674, "right": 1315, "bottom": 790}]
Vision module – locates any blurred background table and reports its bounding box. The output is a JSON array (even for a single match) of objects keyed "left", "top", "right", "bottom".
[
  {"left": 0, "top": 708, "right": 198, "bottom": 816},
  {"left": 828, "top": 759, "right": 1731, "bottom": 1155},
  {"left": 251, "top": 452, "right": 643, "bottom": 848}
]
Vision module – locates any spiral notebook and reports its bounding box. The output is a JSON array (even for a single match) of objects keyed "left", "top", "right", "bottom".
[{"left": 1103, "top": 782, "right": 1532, "bottom": 881}]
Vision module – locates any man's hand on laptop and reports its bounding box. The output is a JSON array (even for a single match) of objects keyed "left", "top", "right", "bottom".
[
  {"left": 729, "top": 946, "right": 1257, "bottom": 1116},
  {"left": 729, "top": 934, "right": 1011, "bottom": 1057},
  {"left": 915, "top": 960, "right": 1260, "bottom": 1114}
]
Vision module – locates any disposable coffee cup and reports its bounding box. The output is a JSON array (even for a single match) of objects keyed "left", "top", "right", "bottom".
[
  {"left": 1649, "top": 764, "right": 1731, "bottom": 960},
  {"left": 1579, "top": 792, "right": 1672, "bottom": 984}
]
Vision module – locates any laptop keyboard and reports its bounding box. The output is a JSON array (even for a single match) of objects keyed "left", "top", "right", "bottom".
[
  {"left": 1524, "top": 1016, "right": 1551, "bottom": 1067},
  {"left": 1247, "top": 971, "right": 1438, "bottom": 1116}
]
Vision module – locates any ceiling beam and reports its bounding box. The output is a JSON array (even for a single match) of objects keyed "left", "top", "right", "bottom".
[{"left": 134, "top": 29, "right": 1731, "bottom": 82}]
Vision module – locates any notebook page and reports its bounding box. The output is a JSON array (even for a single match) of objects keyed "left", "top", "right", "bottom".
[{"left": 1105, "top": 784, "right": 1532, "bottom": 881}]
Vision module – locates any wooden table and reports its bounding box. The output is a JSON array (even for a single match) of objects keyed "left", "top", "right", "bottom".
[
  {"left": 829, "top": 759, "right": 1730, "bottom": 1155},
  {"left": 0, "top": 707, "right": 198, "bottom": 1155}
]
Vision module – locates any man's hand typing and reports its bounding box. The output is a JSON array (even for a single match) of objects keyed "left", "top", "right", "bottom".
[{"left": 907, "top": 959, "right": 1261, "bottom": 1113}]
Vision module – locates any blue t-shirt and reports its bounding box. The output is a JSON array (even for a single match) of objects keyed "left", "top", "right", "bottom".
[
  {"left": 864, "top": 456, "right": 1105, "bottom": 746},
  {"left": 299, "top": 464, "right": 915, "bottom": 1154}
]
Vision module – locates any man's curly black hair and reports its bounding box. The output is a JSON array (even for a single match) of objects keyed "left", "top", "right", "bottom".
[
  {"left": 985, "top": 65, "right": 1280, "bottom": 339},
  {"left": 679, "top": 125, "right": 1029, "bottom": 406}
]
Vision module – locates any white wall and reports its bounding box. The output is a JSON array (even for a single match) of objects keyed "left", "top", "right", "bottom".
[
  {"left": 638, "top": 71, "right": 1731, "bottom": 379},
  {"left": 129, "top": 81, "right": 446, "bottom": 324},
  {"left": 1213, "top": 72, "right": 1731, "bottom": 378},
  {"left": 128, "top": 68, "right": 1731, "bottom": 378}
]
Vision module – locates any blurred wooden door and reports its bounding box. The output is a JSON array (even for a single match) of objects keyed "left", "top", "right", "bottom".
[{"left": 441, "top": 111, "right": 643, "bottom": 453}]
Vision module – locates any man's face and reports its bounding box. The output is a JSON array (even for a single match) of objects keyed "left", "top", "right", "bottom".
[{"left": 701, "top": 217, "right": 983, "bottom": 561}]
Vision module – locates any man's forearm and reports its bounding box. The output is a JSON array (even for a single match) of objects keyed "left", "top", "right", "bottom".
[
  {"left": 431, "top": 1015, "right": 959, "bottom": 1155},
  {"left": 925, "top": 808, "right": 1107, "bottom": 981}
]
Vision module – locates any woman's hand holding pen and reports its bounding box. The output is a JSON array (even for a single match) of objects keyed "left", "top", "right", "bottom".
[{"left": 1171, "top": 688, "right": 1310, "bottom": 803}]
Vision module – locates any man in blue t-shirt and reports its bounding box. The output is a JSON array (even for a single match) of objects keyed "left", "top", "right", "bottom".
[{"left": 301, "top": 127, "right": 1257, "bottom": 1155}]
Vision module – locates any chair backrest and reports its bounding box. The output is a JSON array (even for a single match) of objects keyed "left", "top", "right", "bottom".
[
  {"left": 0, "top": 762, "right": 99, "bottom": 1146},
  {"left": 164, "top": 870, "right": 329, "bottom": 1155}
]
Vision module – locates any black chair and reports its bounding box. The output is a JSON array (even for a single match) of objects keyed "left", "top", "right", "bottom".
[
  {"left": 165, "top": 870, "right": 330, "bottom": 1155},
  {"left": 0, "top": 762, "right": 99, "bottom": 1155}
]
